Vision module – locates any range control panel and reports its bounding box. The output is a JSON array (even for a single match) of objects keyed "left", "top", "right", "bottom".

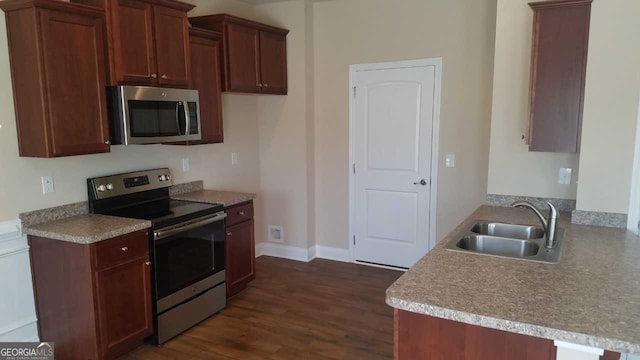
[{"left": 88, "top": 168, "right": 172, "bottom": 200}]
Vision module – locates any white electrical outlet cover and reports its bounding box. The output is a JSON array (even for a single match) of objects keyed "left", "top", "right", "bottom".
[
  {"left": 559, "top": 168, "right": 572, "bottom": 185},
  {"left": 231, "top": 152, "right": 238, "bottom": 165},
  {"left": 182, "top": 158, "right": 190, "bottom": 172},
  {"left": 41, "top": 176, "right": 54, "bottom": 194}
]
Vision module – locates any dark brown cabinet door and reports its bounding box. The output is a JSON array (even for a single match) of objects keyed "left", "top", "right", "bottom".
[
  {"left": 259, "top": 31, "right": 287, "bottom": 95},
  {"left": 110, "top": 0, "right": 156, "bottom": 85},
  {"left": 38, "top": 8, "right": 110, "bottom": 156},
  {"left": 226, "top": 219, "right": 255, "bottom": 297},
  {"left": 189, "top": 30, "right": 223, "bottom": 144},
  {"left": 153, "top": 5, "right": 190, "bottom": 87},
  {"left": 95, "top": 256, "right": 153, "bottom": 360},
  {"left": 225, "top": 23, "right": 260, "bottom": 93},
  {"left": 528, "top": 0, "right": 591, "bottom": 153}
]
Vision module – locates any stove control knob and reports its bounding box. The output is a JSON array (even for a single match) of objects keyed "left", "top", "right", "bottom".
[
  {"left": 165, "top": 174, "right": 171, "bottom": 181},
  {"left": 106, "top": 183, "right": 114, "bottom": 191},
  {"left": 96, "top": 185, "right": 107, "bottom": 192}
]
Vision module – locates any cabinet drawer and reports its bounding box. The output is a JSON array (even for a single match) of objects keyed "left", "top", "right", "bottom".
[
  {"left": 94, "top": 230, "right": 148, "bottom": 270},
  {"left": 226, "top": 202, "right": 254, "bottom": 226}
]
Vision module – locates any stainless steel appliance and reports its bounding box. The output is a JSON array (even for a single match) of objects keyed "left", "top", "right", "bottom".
[
  {"left": 107, "top": 86, "right": 202, "bottom": 145},
  {"left": 87, "top": 169, "right": 226, "bottom": 344}
]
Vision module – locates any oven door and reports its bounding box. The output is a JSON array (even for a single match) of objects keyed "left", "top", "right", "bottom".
[
  {"left": 152, "top": 211, "right": 226, "bottom": 313},
  {"left": 109, "top": 85, "right": 202, "bottom": 145}
]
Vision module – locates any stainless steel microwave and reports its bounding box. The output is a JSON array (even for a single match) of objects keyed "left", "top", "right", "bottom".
[{"left": 107, "top": 86, "right": 202, "bottom": 145}]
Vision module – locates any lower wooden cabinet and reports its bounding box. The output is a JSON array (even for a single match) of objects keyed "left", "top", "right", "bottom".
[
  {"left": 29, "top": 230, "right": 152, "bottom": 360},
  {"left": 225, "top": 201, "right": 255, "bottom": 297},
  {"left": 395, "top": 310, "right": 620, "bottom": 360}
]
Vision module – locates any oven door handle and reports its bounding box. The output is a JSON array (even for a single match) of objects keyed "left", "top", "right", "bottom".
[{"left": 153, "top": 212, "right": 227, "bottom": 241}]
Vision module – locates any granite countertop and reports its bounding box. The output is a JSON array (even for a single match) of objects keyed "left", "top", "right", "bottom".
[
  {"left": 172, "top": 190, "right": 256, "bottom": 208},
  {"left": 386, "top": 205, "right": 640, "bottom": 354},
  {"left": 23, "top": 214, "right": 151, "bottom": 244}
]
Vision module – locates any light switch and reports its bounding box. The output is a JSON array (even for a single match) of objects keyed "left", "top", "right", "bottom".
[
  {"left": 231, "top": 152, "right": 238, "bottom": 165},
  {"left": 445, "top": 154, "right": 455, "bottom": 168},
  {"left": 559, "top": 168, "right": 572, "bottom": 185},
  {"left": 182, "top": 158, "right": 190, "bottom": 172}
]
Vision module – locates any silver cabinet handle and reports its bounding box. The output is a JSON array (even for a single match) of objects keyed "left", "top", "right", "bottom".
[
  {"left": 121, "top": 246, "right": 129, "bottom": 252},
  {"left": 151, "top": 74, "right": 158, "bottom": 79},
  {"left": 258, "top": 83, "right": 263, "bottom": 87},
  {"left": 161, "top": 75, "right": 168, "bottom": 79},
  {"left": 238, "top": 211, "right": 245, "bottom": 216},
  {"left": 154, "top": 212, "right": 227, "bottom": 241},
  {"left": 105, "top": 140, "right": 111, "bottom": 145},
  {"left": 413, "top": 179, "right": 428, "bottom": 186},
  {"left": 226, "top": 232, "right": 232, "bottom": 236},
  {"left": 145, "top": 261, "right": 151, "bottom": 266},
  {"left": 263, "top": 84, "right": 269, "bottom": 87}
]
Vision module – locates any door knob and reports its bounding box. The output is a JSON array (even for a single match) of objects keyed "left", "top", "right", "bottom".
[
  {"left": 413, "top": 179, "right": 428, "bottom": 186},
  {"left": 161, "top": 75, "right": 168, "bottom": 79}
]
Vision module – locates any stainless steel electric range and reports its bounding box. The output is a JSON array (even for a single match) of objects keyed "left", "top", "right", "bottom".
[{"left": 87, "top": 168, "right": 226, "bottom": 344}]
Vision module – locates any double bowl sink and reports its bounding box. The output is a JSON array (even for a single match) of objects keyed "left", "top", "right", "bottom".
[{"left": 445, "top": 221, "right": 563, "bottom": 264}]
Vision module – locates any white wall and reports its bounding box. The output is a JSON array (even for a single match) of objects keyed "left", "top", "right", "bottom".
[
  {"left": 313, "top": 0, "right": 497, "bottom": 249},
  {"left": 575, "top": 0, "right": 640, "bottom": 214},
  {"left": 487, "top": 0, "right": 580, "bottom": 200}
]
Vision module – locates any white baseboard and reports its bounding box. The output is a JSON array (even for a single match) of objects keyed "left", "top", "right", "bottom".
[
  {"left": 0, "top": 219, "right": 38, "bottom": 342},
  {"left": 255, "top": 242, "right": 351, "bottom": 263},
  {"left": 313, "top": 245, "right": 351, "bottom": 262},
  {"left": 255, "top": 242, "right": 312, "bottom": 262}
]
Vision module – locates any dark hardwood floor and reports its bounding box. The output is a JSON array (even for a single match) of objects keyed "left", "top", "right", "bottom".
[{"left": 127, "top": 256, "right": 403, "bottom": 360}]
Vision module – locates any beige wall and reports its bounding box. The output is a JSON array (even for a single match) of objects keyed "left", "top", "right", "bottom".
[
  {"left": 0, "top": 0, "right": 260, "bottom": 222},
  {"left": 575, "top": 0, "right": 640, "bottom": 214},
  {"left": 487, "top": 0, "right": 580, "bottom": 200},
  {"left": 313, "top": 0, "right": 497, "bottom": 249},
  {"left": 253, "top": 0, "right": 315, "bottom": 248}
]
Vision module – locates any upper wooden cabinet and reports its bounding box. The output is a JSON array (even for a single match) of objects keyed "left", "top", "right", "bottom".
[
  {"left": 171, "top": 27, "right": 225, "bottom": 145},
  {"left": 0, "top": 0, "right": 111, "bottom": 158},
  {"left": 190, "top": 14, "right": 289, "bottom": 95},
  {"left": 527, "top": 0, "right": 592, "bottom": 153},
  {"left": 73, "top": 0, "right": 194, "bottom": 88}
]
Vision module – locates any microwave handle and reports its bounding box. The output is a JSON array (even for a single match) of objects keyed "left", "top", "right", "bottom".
[
  {"left": 175, "top": 102, "right": 183, "bottom": 135},
  {"left": 183, "top": 101, "right": 191, "bottom": 135}
]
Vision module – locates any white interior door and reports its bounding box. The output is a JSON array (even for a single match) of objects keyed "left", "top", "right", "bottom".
[{"left": 351, "top": 61, "right": 439, "bottom": 269}]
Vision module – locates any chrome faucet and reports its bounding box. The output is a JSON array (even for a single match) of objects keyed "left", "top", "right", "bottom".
[{"left": 511, "top": 200, "right": 559, "bottom": 249}]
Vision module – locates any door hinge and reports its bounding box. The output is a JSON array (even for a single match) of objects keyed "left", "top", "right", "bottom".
[
  {"left": 353, "top": 163, "right": 356, "bottom": 174},
  {"left": 353, "top": 86, "right": 356, "bottom": 98}
]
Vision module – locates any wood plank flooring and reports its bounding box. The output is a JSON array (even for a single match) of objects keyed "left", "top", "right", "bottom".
[{"left": 127, "top": 256, "right": 403, "bottom": 360}]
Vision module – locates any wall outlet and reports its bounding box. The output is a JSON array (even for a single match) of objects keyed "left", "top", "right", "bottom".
[
  {"left": 445, "top": 154, "right": 456, "bottom": 168},
  {"left": 182, "top": 158, "right": 190, "bottom": 172},
  {"left": 41, "top": 176, "right": 54, "bottom": 194},
  {"left": 268, "top": 225, "right": 284, "bottom": 243},
  {"left": 559, "top": 168, "right": 572, "bottom": 185},
  {"left": 231, "top": 152, "right": 238, "bottom": 165}
]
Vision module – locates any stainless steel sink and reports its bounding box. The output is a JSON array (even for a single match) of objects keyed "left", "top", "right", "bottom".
[
  {"left": 445, "top": 221, "right": 563, "bottom": 264},
  {"left": 457, "top": 235, "right": 540, "bottom": 257},
  {"left": 470, "top": 222, "right": 545, "bottom": 240}
]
